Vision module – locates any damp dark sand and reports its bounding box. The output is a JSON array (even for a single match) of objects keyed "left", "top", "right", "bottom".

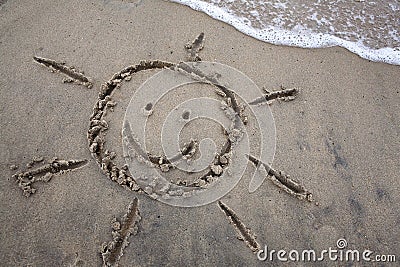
[{"left": 0, "top": 0, "right": 399, "bottom": 266}]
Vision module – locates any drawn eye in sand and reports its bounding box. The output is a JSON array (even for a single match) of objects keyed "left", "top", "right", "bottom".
[{"left": 17, "top": 33, "right": 313, "bottom": 263}]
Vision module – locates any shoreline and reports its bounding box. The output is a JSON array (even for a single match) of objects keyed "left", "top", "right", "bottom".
[{"left": 171, "top": 0, "right": 400, "bottom": 65}]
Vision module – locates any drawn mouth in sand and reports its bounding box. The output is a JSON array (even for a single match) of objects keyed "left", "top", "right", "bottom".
[{"left": 12, "top": 33, "right": 313, "bottom": 264}]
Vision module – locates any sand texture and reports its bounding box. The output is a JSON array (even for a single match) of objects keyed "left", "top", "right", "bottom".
[{"left": 0, "top": 0, "right": 399, "bottom": 266}]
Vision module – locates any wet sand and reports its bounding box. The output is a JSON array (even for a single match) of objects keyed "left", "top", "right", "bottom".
[{"left": 0, "top": 0, "right": 399, "bottom": 266}]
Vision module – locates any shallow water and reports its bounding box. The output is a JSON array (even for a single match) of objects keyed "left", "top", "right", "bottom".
[{"left": 172, "top": 0, "right": 400, "bottom": 65}]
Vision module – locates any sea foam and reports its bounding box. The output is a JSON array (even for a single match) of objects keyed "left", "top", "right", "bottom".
[{"left": 172, "top": 0, "right": 400, "bottom": 65}]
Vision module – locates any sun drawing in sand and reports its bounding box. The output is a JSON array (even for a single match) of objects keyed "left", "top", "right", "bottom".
[{"left": 12, "top": 33, "right": 313, "bottom": 266}]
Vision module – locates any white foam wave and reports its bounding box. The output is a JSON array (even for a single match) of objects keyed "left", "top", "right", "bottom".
[{"left": 172, "top": 0, "right": 400, "bottom": 65}]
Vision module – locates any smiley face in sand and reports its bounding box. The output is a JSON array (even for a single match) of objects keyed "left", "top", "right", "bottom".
[{"left": 85, "top": 34, "right": 310, "bottom": 207}]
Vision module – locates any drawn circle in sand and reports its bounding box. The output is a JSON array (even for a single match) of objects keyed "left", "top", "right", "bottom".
[{"left": 122, "top": 61, "right": 276, "bottom": 207}]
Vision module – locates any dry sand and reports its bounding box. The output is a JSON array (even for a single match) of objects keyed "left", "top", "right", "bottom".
[{"left": 0, "top": 0, "right": 399, "bottom": 266}]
